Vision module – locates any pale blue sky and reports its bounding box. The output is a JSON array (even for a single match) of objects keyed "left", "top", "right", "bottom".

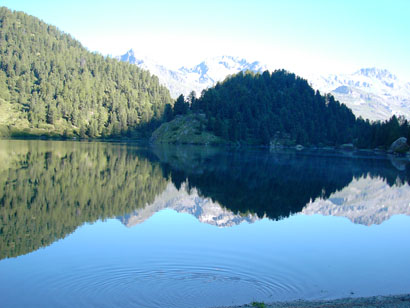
[{"left": 2, "top": 0, "right": 410, "bottom": 79}]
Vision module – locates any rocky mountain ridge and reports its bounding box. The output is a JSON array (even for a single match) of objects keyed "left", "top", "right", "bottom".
[
  {"left": 118, "top": 50, "right": 410, "bottom": 121},
  {"left": 308, "top": 68, "right": 410, "bottom": 121},
  {"left": 117, "top": 49, "right": 267, "bottom": 98}
]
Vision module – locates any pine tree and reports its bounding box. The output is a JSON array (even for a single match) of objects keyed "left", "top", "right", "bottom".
[{"left": 173, "top": 94, "right": 188, "bottom": 116}]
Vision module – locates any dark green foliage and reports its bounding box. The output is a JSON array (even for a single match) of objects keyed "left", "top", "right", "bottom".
[
  {"left": 251, "top": 302, "right": 266, "bottom": 308},
  {"left": 163, "top": 103, "right": 174, "bottom": 122},
  {"left": 190, "top": 70, "right": 357, "bottom": 145},
  {"left": 187, "top": 91, "right": 197, "bottom": 106},
  {"left": 189, "top": 70, "right": 410, "bottom": 148},
  {"left": 0, "top": 7, "right": 172, "bottom": 137},
  {"left": 173, "top": 94, "right": 189, "bottom": 116},
  {"left": 356, "top": 115, "right": 410, "bottom": 149}
]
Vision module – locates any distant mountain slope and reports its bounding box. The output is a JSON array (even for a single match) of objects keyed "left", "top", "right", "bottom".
[
  {"left": 118, "top": 49, "right": 267, "bottom": 98},
  {"left": 306, "top": 68, "right": 410, "bottom": 121},
  {"left": 0, "top": 7, "right": 172, "bottom": 138},
  {"left": 119, "top": 50, "right": 410, "bottom": 121}
]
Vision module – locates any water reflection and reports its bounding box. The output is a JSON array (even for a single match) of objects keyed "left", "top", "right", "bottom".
[
  {"left": 119, "top": 182, "right": 260, "bottom": 228},
  {"left": 1, "top": 140, "right": 410, "bottom": 260},
  {"left": 153, "top": 144, "right": 410, "bottom": 221},
  {"left": 303, "top": 175, "right": 410, "bottom": 225},
  {"left": 0, "top": 140, "right": 168, "bottom": 259}
]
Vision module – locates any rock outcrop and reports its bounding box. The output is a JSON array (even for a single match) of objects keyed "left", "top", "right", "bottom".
[
  {"left": 150, "top": 114, "right": 223, "bottom": 145},
  {"left": 389, "top": 137, "right": 410, "bottom": 154}
]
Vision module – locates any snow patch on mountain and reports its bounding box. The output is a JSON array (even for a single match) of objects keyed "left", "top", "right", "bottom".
[
  {"left": 118, "top": 182, "right": 260, "bottom": 228},
  {"left": 117, "top": 49, "right": 267, "bottom": 98},
  {"left": 302, "top": 175, "right": 410, "bottom": 226},
  {"left": 118, "top": 50, "right": 410, "bottom": 121},
  {"left": 308, "top": 68, "right": 410, "bottom": 121}
]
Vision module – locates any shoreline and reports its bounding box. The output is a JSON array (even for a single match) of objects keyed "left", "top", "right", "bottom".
[
  {"left": 214, "top": 294, "right": 410, "bottom": 308},
  {"left": 1, "top": 135, "right": 409, "bottom": 157}
]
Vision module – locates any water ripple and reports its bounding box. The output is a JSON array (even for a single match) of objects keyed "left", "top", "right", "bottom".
[{"left": 39, "top": 256, "right": 319, "bottom": 308}]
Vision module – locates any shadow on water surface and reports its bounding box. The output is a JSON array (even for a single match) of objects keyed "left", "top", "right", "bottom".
[{"left": 1, "top": 140, "right": 410, "bottom": 259}]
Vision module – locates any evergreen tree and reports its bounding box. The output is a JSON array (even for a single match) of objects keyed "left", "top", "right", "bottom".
[
  {"left": 173, "top": 94, "right": 188, "bottom": 116},
  {"left": 163, "top": 103, "right": 174, "bottom": 122}
]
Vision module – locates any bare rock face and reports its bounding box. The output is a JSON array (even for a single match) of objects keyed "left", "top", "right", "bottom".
[{"left": 390, "top": 137, "right": 410, "bottom": 154}]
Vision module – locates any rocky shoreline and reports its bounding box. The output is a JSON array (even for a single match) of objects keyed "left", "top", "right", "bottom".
[{"left": 214, "top": 294, "right": 410, "bottom": 308}]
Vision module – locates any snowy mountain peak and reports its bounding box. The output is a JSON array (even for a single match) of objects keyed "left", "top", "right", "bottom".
[
  {"left": 119, "top": 49, "right": 145, "bottom": 65},
  {"left": 117, "top": 50, "right": 410, "bottom": 121},
  {"left": 354, "top": 67, "right": 397, "bottom": 81},
  {"left": 178, "top": 55, "right": 268, "bottom": 86},
  {"left": 118, "top": 50, "right": 268, "bottom": 98},
  {"left": 309, "top": 67, "right": 410, "bottom": 121}
]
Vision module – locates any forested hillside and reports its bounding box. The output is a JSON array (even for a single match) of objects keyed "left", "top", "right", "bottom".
[
  {"left": 191, "top": 70, "right": 357, "bottom": 145},
  {"left": 0, "top": 7, "right": 172, "bottom": 138},
  {"left": 162, "top": 70, "right": 410, "bottom": 148}
]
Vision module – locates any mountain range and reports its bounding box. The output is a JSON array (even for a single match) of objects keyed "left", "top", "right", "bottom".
[
  {"left": 118, "top": 49, "right": 410, "bottom": 121},
  {"left": 309, "top": 68, "right": 410, "bottom": 121},
  {"left": 117, "top": 49, "right": 267, "bottom": 99}
]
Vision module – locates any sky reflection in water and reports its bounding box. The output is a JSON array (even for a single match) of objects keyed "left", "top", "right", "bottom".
[{"left": 0, "top": 140, "right": 410, "bottom": 308}]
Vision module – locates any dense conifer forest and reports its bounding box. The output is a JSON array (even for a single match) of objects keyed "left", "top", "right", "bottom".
[
  {"left": 167, "top": 71, "right": 410, "bottom": 148},
  {"left": 192, "top": 70, "right": 357, "bottom": 145},
  {"left": 0, "top": 7, "right": 172, "bottom": 138}
]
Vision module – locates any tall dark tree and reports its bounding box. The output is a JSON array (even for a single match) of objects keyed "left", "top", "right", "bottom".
[
  {"left": 187, "top": 91, "right": 197, "bottom": 107},
  {"left": 163, "top": 103, "right": 174, "bottom": 122},
  {"left": 173, "top": 94, "right": 189, "bottom": 116}
]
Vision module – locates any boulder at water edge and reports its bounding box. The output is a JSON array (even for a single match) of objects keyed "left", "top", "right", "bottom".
[{"left": 389, "top": 137, "right": 410, "bottom": 154}]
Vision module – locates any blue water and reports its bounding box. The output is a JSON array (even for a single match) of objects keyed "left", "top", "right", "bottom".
[
  {"left": 1, "top": 140, "right": 410, "bottom": 307},
  {"left": 1, "top": 210, "right": 410, "bottom": 308}
]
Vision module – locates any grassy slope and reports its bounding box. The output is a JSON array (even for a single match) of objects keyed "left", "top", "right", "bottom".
[
  {"left": 0, "top": 98, "right": 77, "bottom": 138},
  {"left": 150, "top": 114, "right": 224, "bottom": 145}
]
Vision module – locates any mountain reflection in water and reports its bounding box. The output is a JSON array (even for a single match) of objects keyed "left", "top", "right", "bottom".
[{"left": 1, "top": 140, "right": 410, "bottom": 260}]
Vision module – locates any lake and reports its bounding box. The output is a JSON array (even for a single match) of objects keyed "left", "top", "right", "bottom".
[{"left": 1, "top": 140, "right": 410, "bottom": 308}]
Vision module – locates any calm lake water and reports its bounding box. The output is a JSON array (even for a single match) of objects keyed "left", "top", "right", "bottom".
[{"left": 1, "top": 140, "right": 410, "bottom": 308}]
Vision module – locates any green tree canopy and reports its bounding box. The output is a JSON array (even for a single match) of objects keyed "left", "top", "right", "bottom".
[{"left": 0, "top": 7, "right": 172, "bottom": 138}]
